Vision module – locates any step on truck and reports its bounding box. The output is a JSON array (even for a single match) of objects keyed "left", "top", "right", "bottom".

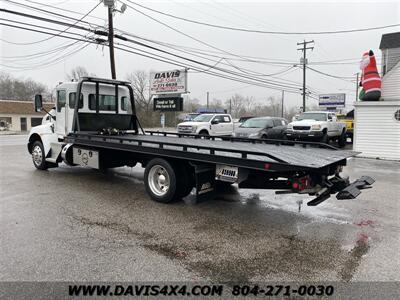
[{"left": 28, "top": 77, "right": 374, "bottom": 206}]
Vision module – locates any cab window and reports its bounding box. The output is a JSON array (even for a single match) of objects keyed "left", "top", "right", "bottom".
[
  {"left": 212, "top": 115, "right": 224, "bottom": 123},
  {"left": 89, "top": 94, "right": 116, "bottom": 111},
  {"left": 121, "top": 96, "right": 131, "bottom": 112},
  {"left": 223, "top": 115, "right": 231, "bottom": 123},
  {"left": 273, "top": 119, "right": 282, "bottom": 127},
  {"left": 57, "top": 90, "right": 66, "bottom": 112},
  {"left": 68, "top": 93, "right": 83, "bottom": 109}
]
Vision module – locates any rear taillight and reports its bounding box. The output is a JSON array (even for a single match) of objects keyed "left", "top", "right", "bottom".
[{"left": 290, "top": 176, "right": 311, "bottom": 191}]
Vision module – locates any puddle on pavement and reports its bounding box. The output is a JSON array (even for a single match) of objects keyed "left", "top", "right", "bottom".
[{"left": 339, "top": 234, "right": 370, "bottom": 282}]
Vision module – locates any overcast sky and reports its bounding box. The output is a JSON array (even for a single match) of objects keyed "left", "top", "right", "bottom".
[{"left": 1, "top": 0, "right": 399, "bottom": 111}]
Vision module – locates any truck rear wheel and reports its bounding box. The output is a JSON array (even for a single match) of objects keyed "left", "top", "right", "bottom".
[
  {"left": 144, "top": 158, "right": 178, "bottom": 203},
  {"left": 31, "top": 141, "right": 49, "bottom": 170},
  {"left": 338, "top": 130, "right": 346, "bottom": 148}
]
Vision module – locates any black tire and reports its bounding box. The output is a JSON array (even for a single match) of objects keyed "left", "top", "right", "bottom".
[
  {"left": 176, "top": 163, "right": 194, "bottom": 198},
  {"left": 31, "top": 140, "right": 49, "bottom": 170},
  {"left": 199, "top": 130, "right": 209, "bottom": 138},
  {"left": 320, "top": 132, "right": 329, "bottom": 144},
  {"left": 144, "top": 158, "right": 178, "bottom": 203},
  {"left": 338, "top": 130, "right": 346, "bottom": 148}
]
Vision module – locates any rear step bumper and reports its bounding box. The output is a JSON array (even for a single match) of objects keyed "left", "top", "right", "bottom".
[{"left": 307, "top": 175, "right": 375, "bottom": 206}]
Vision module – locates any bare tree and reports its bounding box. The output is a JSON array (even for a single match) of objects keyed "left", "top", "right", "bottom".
[
  {"left": 67, "top": 66, "right": 95, "bottom": 81},
  {"left": 126, "top": 70, "right": 152, "bottom": 112},
  {"left": 0, "top": 72, "right": 49, "bottom": 101},
  {"left": 184, "top": 97, "right": 201, "bottom": 112},
  {"left": 225, "top": 93, "right": 245, "bottom": 118}
]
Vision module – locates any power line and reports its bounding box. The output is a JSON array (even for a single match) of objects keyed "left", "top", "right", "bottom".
[
  {"left": 1, "top": 1, "right": 101, "bottom": 45},
  {"left": 121, "top": 1, "right": 292, "bottom": 65},
  {"left": 1, "top": 10, "right": 300, "bottom": 91},
  {"left": 0, "top": 7, "right": 324, "bottom": 95},
  {"left": 307, "top": 66, "right": 355, "bottom": 82},
  {"left": 22, "top": 0, "right": 106, "bottom": 22},
  {"left": 124, "top": 0, "right": 400, "bottom": 35},
  {"left": 0, "top": 20, "right": 304, "bottom": 93}
]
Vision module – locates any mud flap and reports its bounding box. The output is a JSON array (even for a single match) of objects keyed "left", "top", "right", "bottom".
[{"left": 194, "top": 164, "right": 216, "bottom": 202}]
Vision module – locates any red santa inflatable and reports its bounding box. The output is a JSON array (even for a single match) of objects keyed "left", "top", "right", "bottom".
[{"left": 359, "top": 50, "right": 381, "bottom": 101}]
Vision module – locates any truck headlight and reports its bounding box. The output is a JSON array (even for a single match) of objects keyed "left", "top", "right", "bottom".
[
  {"left": 287, "top": 124, "right": 293, "bottom": 130},
  {"left": 311, "top": 124, "right": 321, "bottom": 130},
  {"left": 191, "top": 126, "right": 197, "bottom": 133}
]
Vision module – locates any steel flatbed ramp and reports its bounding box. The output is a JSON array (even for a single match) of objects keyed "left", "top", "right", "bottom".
[{"left": 67, "top": 132, "right": 357, "bottom": 171}]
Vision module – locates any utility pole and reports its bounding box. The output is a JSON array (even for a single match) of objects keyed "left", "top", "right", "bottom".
[
  {"left": 356, "top": 72, "right": 359, "bottom": 101},
  {"left": 297, "top": 40, "right": 314, "bottom": 112},
  {"left": 206, "top": 91, "right": 209, "bottom": 108},
  {"left": 104, "top": 0, "right": 116, "bottom": 79},
  {"left": 281, "top": 90, "right": 284, "bottom": 117}
]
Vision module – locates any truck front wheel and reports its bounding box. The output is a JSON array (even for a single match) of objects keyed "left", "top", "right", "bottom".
[
  {"left": 144, "top": 158, "right": 178, "bottom": 203},
  {"left": 31, "top": 141, "right": 49, "bottom": 170},
  {"left": 320, "top": 132, "right": 329, "bottom": 144}
]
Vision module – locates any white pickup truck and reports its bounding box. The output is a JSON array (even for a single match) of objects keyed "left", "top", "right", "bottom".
[
  {"left": 285, "top": 111, "right": 347, "bottom": 147},
  {"left": 177, "top": 113, "right": 234, "bottom": 137}
]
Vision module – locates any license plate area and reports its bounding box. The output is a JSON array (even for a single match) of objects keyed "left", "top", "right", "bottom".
[
  {"left": 73, "top": 147, "right": 99, "bottom": 169},
  {"left": 216, "top": 165, "right": 238, "bottom": 183}
]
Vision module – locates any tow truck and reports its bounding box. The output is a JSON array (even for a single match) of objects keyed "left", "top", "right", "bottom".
[{"left": 28, "top": 77, "right": 374, "bottom": 206}]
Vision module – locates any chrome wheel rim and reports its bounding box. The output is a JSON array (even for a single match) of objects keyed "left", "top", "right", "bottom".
[
  {"left": 32, "top": 145, "right": 43, "bottom": 166},
  {"left": 148, "top": 165, "right": 170, "bottom": 196}
]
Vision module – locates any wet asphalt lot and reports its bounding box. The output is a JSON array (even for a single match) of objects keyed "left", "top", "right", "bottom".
[{"left": 0, "top": 134, "right": 399, "bottom": 282}]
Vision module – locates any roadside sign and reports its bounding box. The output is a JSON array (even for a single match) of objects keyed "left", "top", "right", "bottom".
[
  {"left": 150, "top": 69, "right": 187, "bottom": 95},
  {"left": 160, "top": 113, "right": 165, "bottom": 128},
  {"left": 319, "top": 93, "right": 346, "bottom": 108},
  {"left": 153, "top": 97, "right": 183, "bottom": 111}
]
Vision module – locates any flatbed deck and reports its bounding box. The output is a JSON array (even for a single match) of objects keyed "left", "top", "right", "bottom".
[{"left": 66, "top": 131, "right": 356, "bottom": 172}]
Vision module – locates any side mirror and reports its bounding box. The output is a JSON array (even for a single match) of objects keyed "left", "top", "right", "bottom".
[
  {"left": 211, "top": 120, "right": 219, "bottom": 125},
  {"left": 34, "top": 95, "right": 43, "bottom": 112}
]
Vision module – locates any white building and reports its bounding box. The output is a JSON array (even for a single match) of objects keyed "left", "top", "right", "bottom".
[
  {"left": 0, "top": 100, "right": 54, "bottom": 132},
  {"left": 353, "top": 32, "right": 400, "bottom": 160}
]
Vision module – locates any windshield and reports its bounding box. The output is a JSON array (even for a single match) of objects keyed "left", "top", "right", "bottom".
[
  {"left": 240, "top": 118, "right": 271, "bottom": 128},
  {"left": 298, "top": 113, "right": 327, "bottom": 121},
  {"left": 193, "top": 114, "right": 213, "bottom": 122}
]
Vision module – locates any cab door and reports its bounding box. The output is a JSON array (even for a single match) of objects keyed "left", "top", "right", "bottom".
[
  {"left": 222, "top": 115, "right": 233, "bottom": 135},
  {"left": 210, "top": 115, "right": 224, "bottom": 135},
  {"left": 55, "top": 89, "right": 67, "bottom": 136}
]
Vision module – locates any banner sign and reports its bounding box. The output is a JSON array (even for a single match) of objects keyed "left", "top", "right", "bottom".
[
  {"left": 153, "top": 97, "right": 183, "bottom": 112},
  {"left": 319, "top": 93, "right": 346, "bottom": 108},
  {"left": 150, "top": 69, "right": 187, "bottom": 95}
]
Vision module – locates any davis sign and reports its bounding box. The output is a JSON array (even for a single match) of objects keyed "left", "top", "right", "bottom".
[{"left": 150, "top": 69, "right": 187, "bottom": 95}]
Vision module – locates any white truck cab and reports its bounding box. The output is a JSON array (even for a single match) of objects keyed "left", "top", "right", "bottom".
[
  {"left": 177, "top": 113, "right": 234, "bottom": 137},
  {"left": 285, "top": 111, "right": 347, "bottom": 147},
  {"left": 28, "top": 77, "right": 135, "bottom": 169}
]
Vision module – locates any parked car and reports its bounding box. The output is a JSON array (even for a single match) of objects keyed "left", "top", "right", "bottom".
[
  {"left": 337, "top": 110, "right": 354, "bottom": 143},
  {"left": 238, "top": 116, "right": 255, "bottom": 124},
  {"left": 285, "top": 111, "right": 347, "bottom": 147},
  {"left": 177, "top": 113, "right": 234, "bottom": 137},
  {"left": 234, "top": 115, "right": 255, "bottom": 129},
  {"left": 233, "top": 117, "right": 288, "bottom": 139}
]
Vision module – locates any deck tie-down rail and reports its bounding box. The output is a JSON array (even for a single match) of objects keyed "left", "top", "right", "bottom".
[
  {"left": 146, "top": 130, "right": 339, "bottom": 150},
  {"left": 68, "top": 132, "right": 288, "bottom": 164}
]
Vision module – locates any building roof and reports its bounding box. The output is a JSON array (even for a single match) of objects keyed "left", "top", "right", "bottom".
[
  {"left": 0, "top": 100, "right": 54, "bottom": 115},
  {"left": 379, "top": 32, "right": 400, "bottom": 49}
]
